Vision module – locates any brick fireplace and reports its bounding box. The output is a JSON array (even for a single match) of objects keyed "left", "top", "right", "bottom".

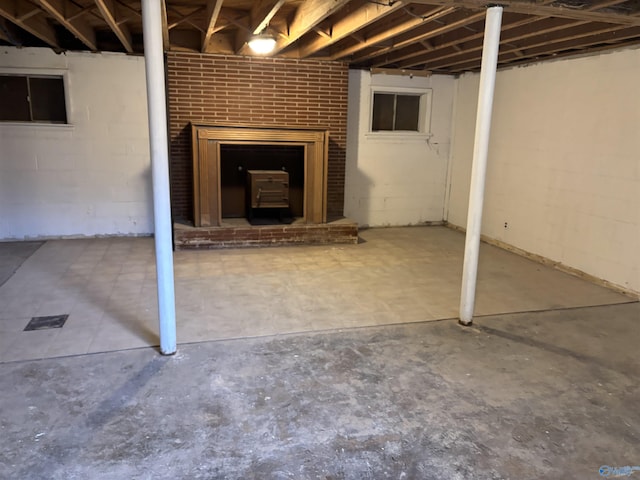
[{"left": 167, "top": 52, "right": 356, "bottom": 249}]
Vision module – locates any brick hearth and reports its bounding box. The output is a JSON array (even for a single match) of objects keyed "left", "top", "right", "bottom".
[{"left": 173, "top": 219, "right": 358, "bottom": 250}]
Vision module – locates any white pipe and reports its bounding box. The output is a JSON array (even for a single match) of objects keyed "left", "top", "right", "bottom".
[
  {"left": 142, "top": 0, "right": 177, "bottom": 354},
  {"left": 459, "top": 6, "right": 503, "bottom": 326}
]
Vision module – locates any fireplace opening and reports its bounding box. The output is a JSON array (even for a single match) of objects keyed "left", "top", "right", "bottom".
[{"left": 220, "top": 144, "right": 305, "bottom": 223}]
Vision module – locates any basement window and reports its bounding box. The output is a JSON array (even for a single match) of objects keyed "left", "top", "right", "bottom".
[
  {"left": 370, "top": 88, "right": 432, "bottom": 134},
  {"left": 0, "top": 74, "right": 67, "bottom": 124}
]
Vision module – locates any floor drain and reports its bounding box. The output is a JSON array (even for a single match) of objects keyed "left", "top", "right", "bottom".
[{"left": 24, "top": 314, "right": 69, "bottom": 331}]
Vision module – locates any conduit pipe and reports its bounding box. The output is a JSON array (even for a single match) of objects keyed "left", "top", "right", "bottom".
[
  {"left": 459, "top": 6, "right": 503, "bottom": 325},
  {"left": 142, "top": 0, "right": 177, "bottom": 354}
]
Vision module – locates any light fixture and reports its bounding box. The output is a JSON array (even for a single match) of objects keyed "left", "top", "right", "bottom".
[{"left": 248, "top": 34, "right": 276, "bottom": 54}]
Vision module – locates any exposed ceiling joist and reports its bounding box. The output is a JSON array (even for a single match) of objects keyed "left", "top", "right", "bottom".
[
  {"left": 297, "top": 0, "right": 405, "bottom": 58},
  {"left": 0, "top": 0, "right": 59, "bottom": 47},
  {"left": 394, "top": 0, "right": 633, "bottom": 69},
  {"left": 331, "top": 6, "right": 455, "bottom": 60},
  {"left": 202, "top": 0, "right": 224, "bottom": 52},
  {"left": 364, "top": 10, "right": 487, "bottom": 66},
  {"left": 37, "top": 0, "right": 97, "bottom": 51},
  {"left": 95, "top": 0, "right": 133, "bottom": 53},
  {"left": 234, "top": 0, "right": 286, "bottom": 54},
  {"left": 167, "top": 6, "right": 205, "bottom": 30},
  {"left": 397, "top": 17, "right": 585, "bottom": 68},
  {"left": 434, "top": 24, "right": 640, "bottom": 71},
  {"left": 273, "top": 0, "right": 352, "bottom": 55},
  {"left": 251, "top": 0, "right": 286, "bottom": 35},
  {"left": 160, "top": 0, "right": 169, "bottom": 50},
  {"left": 1, "top": 1, "right": 639, "bottom": 74},
  {"left": 408, "top": 0, "right": 640, "bottom": 26}
]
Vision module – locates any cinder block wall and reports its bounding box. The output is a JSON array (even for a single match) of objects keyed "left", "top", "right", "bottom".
[{"left": 166, "top": 52, "right": 349, "bottom": 222}]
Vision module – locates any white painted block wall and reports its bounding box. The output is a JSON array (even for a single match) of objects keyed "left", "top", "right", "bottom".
[
  {"left": 344, "top": 70, "right": 455, "bottom": 227},
  {"left": 447, "top": 47, "right": 640, "bottom": 294},
  {"left": 0, "top": 47, "right": 152, "bottom": 239}
]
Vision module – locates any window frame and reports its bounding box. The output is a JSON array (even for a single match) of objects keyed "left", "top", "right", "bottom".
[
  {"left": 367, "top": 85, "right": 433, "bottom": 140},
  {"left": 0, "top": 68, "right": 71, "bottom": 127}
]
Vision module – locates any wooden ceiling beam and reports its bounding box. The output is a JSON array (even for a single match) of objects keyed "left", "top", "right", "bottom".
[
  {"left": 430, "top": 24, "right": 639, "bottom": 71},
  {"left": 17, "top": 8, "right": 41, "bottom": 22},
  {"left": 272, "top": 0, "right": 352, "bottom": 55},
  {"left": 398, "top": 17, "right": 584, "bottom": 68},
  {"left": 408, "top": 0, "right": 640, "bottom": 26},
  {"left": 331, "top": 6, "right": 455, "bottom": 60},
  {"left": 202, "top": 0, "right": 223, "bottom": 52},
  {"left": 235, "top": 0, "right": 286, "bottom": 55},
  {"left": 447, "top": 28, "right": 640, "bottom": 72},
  {"left": 296, "top": 0, "right": 405, "bottom": 58},
  {"left": 500, "top": 33, "right": 640, "bottom": 68},
  {"left": 364, "top": 10, "right": 486, "bottom": 66},
  {"left": 66, "top": 5, "right": 94, "bottom": 22},
  {"left": 167, "top": 6, "right": 205, "bottom": 30},
  {"left": 251, "top": 0, "right": 286, "bottom": 35},
  {"left": 395, "top": 0, "right": 626, "bottom": 69},
  {"left": 160, "top": 0, "right": 169, "bottom": 50},
  {"left": 0, "top": 0, "right": 59, "bottom": 47},
  {"left": 391, "top": 14, "right": 540, "bottom": 67},
  {"left": 37, "top": 0, "right": 97, "bottom": 51},
  {"left": 95, "top": 0, "right": 132, "bottom": 52}
]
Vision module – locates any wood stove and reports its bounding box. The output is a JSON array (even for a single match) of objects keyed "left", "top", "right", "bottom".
[{"left": 246, "top": 170, "right": 289, "bottom": 220}]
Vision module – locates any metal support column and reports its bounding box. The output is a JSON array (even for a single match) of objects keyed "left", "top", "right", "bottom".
[
  {"left": 459, "top": 6, "right": 503, "bottom": 326},
  {"left": 142, "top": 0, "right": 177, "bottom": 354}
]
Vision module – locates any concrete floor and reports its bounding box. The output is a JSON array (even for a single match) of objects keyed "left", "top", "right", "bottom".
[
  {"left": 0, "top": 226, "right": 638, "bottom": 478},
  {"left": 0, "top": 303, "right": 638, "bottom": 479}
]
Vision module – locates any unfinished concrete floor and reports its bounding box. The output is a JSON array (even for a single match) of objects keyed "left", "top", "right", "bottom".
[
  {"left": 0, "top": 226, "right": 638, "bottom": 478},
  {"left": 0, "top": 302, "right": 638, "bottom": 479}
]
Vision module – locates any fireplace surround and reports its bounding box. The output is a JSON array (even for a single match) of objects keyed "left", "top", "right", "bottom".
[
  {"left": 191, "top": 123, "right": 329, "bottom": 227},
  {"left": 176, "top": 123, "right": 357, "bottom": 249}
]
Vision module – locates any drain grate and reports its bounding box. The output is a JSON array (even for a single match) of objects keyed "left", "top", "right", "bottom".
[{"left": 24, "top": 314, "right": 69, "bottom": 331}]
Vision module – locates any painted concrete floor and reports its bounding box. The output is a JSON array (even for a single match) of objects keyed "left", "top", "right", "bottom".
[
  {"left": 0, "top": 226, "right": 634, "bottom": 362},
  {"left": 0, "top": 302, "right": 638, "bottom": 479}
]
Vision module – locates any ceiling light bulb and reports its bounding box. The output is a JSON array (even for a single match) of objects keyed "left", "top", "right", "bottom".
[{"left": 248, "top": 34, "right": 276, "bottom": 54}]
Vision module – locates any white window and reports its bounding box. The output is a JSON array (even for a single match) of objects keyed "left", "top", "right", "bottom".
[{"left": 370, "top": 87, "right": 432, "bottom": 135}]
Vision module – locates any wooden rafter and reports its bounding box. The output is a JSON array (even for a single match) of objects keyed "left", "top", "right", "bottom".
[
  {"left": 235, "top": 0, "right": 285, "bottom": 54},
  {"left": 362, "top": 10, "right": 487, "bottom": 65},
  {"left": 167, "top": 6, "right": 205, "bottom": 30},
  {"left": 395, "top": 0, "right": 633, "bottom": 69},
  {"left": 251, "top": 0, "right": 286, "bottom": 35},
  {"left": 296, "top": 0, "right": 405, "bottom": 58},
  {"left": 396, "top": 16, "right": 584, "bottom": 68},
  {"left": 330, "top": 6, "right": 455, "bottom": 60},
  {"left": 272, "top": 0, "right": 352, "bottom": 55},
  {"left": 160, "top": 0, "right": 169, "bottom": 50},
  {"left": 446, "top": 28, "right": 640, "bottom": 72},
  {"left": 37, "top": 0, "right": 97, "bottom": 51},
  {"left": 95, "top": 0, "right": 133, "bottom": 52},
  {"left": 408, "top": 0, "right": 640, "bottom": 27},
  {"left": 0, "top": 0, "right": 58, "bottom": 47},
  {"left": 202, "top": 0, "right": 223, "bottom": 52},
  {"left": 431, "top": 24, "right": 640, "bottom": 71}
]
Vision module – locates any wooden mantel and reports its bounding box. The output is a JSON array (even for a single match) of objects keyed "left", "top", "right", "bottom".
[{"left": 191, "top": 124, "right": 329, "bottom": 228}]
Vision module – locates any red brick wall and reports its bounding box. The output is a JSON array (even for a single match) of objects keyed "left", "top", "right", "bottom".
[{"left": 166, "top": 52, "right": 349, "bottom": 221}]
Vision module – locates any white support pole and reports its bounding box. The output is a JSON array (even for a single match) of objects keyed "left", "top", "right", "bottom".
[
  {"left": 142, "top": 0, "right": 177, "bottom": 354},
  {"left": 459, "top": 6, "right": 503, "bottom": 326}
]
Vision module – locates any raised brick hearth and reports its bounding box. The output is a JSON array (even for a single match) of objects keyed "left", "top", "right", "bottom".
[{"left": 173, "top": 219, "right": 358, "bottom": 250}]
